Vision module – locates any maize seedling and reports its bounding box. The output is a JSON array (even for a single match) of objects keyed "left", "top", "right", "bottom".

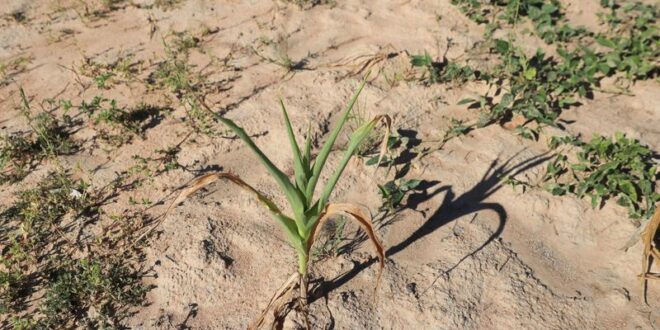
[{"left": 172, "top": 78, "right": 388, "bottom": 328}]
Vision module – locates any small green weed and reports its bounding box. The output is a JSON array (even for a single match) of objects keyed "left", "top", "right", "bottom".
[
  {"left": 94, "top": 72, "right": 113, "bottom": 89},
  {"left": 0, "top": 90, "right": 76, "bottom": 183},
  {"left": 80, "top": 55, "right": 143, "bottom": 89},
  {"left": 78, "top": 97, "right": 168, "bottom": 146},
  {"left": 410, "top": 51, "right": 483, "bottom": 85},
  {"left": 0, "top": 56, "right": 32, "bottom": 87},
  {"left": 378, "top": 178, "right": 422, "bottom": 212},
  {"left": 171, "top": 30, "right": 201, "bottom": 54},
  {"left": 152, "top": 48, "right": 198, "bottom": 95},
  {"left": 130, "top": 145, "right": 183, "bottom": 178},
  {"left": 253, "top": 34, "right": 304, "bottom": 72}
]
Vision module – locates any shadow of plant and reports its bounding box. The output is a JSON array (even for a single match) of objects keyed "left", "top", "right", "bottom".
[{"left": 310, "top": 151, "right": 551, "bottom": 302}]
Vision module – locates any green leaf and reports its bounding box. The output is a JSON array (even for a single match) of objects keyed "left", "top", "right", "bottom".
[
  {"left": 305, "top": 78, "right": 368, "bottom": 202},
  {"left": 524, "top": 67, "right": 537, "bottom": 80},
  {"left": 302, "top": 125, "right": 313, "bottom": 175},
  {"left": 457, "top": 98, "right": 476, "bottom": 105},
  {"left": 410, "top": 53, "right": 431, "bottom": 67},
  {"left": 273, "top": 213, "right": 305, "bottom": 253},
  {"left": 546, "top": 183, "right": 567, "bottom": 196},
  {"left": 401, "top": 179, "right": 422, "bottom": 190},
  {"left": 591, "top": 193, "right": 601, "bottom": 209},
  {"left": 571, "top": 163, "right": 588, "bottom": 171},
  {"left": 315, "top": 115, "right": 383, "bottom": 217},
  {"left": 495, "top": 39, "right": 510, "bottom": 54},
  {"left": 280, "top": 99, "right": 308, "bottom": 194},
  {"left": 216, "top": 116, "right": 307, "bottom": 232},
  {"left": 595, "top": 36, "right": 617, "bottom": 49},
  {"left": 618, "top": 180, "right": 638, "bottom": 202}
]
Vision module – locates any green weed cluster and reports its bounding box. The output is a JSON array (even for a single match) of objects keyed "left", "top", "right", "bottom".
[
  {"left": 454, "top": 1, "right": 658, "bottom": 137},
  {"left": 544, "top": 133, "right": 658, "bottom": 219},
  {"left": 451, "top": 0, "right": 588, "bottom": 43},
  {"left": 596, "top": 2, "right": 659, "bottom": 80},
  {"left": 37, "top": 258, "right": 149, "bottom": 328},
  {"left": 459, "top": 40, "right": 596, "bottom": 136}
]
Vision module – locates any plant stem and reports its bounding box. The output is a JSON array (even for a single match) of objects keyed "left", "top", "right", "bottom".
[
  {"left": 299, "top": 270, "right": 310, "bottom": 328},
  {"left": 297, "top": 252, "right": 308, "bottom": 276},
  {"left": 297, "top": 251, "right": 311, "bottom": 328}
]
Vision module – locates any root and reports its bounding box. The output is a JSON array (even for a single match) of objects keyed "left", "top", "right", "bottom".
[{"left": 249, "top": 272, "right": 313, "bottom": 330}]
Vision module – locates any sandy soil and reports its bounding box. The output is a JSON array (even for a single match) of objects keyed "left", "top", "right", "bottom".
[{"left": 0, "top": 0, "right": 658, "bottom": 329}]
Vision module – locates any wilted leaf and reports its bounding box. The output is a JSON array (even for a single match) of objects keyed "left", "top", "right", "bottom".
[
  {"left": 640, "top": 208, "right": 660, "bottom": 303},
  {"left": 306, "top": 203, "right": 385, "bottom": 289}
]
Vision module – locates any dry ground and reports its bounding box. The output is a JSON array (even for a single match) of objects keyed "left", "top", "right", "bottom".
[{"left": 0, "top": 0, "right": 658, "bottom": 328}]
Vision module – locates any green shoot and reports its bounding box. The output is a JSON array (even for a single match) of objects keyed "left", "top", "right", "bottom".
[{"left": 172, "top": 78, "right": 388, "bottom": 324}]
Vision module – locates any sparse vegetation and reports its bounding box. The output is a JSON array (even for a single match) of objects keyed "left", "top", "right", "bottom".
[
  {"left": 0, "top": 56, "right": 32, "bottom": 86},
  {"left": 78, "top": 55, "right": 144, "bottom": 89},
  {"left": 77, "top": 96, "right": 169, "bottom": 146},
  {"left": 153, "top": 0, "right": 184, "bottom": 10},
  {"left": 1, "top": 0, "right": 658, "bottom": 326},
  {"left": 0, "top": 90, "right": 76, "bottom": 183},
  {"left": 149, "top": 34, "right": 224, "bottom": 136},
  {"left": 312, "top": 215, "right": 348, "bottom": 260},
  {"left": 0, "top": 170, "right": 154, "bottom": 327},
  {"left": 284, "top": 0, "right": 334, "bottom": 9},
  {"left": 253, "top": 34, "right": 304, "bottom": 73},
  {"left": 38, "top": 258, "right": 149, "bottom": 328}
]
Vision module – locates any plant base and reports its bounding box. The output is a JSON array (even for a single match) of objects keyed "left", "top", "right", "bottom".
[{"left": 249, "top": 272, "right": 313, "bottom": 330}]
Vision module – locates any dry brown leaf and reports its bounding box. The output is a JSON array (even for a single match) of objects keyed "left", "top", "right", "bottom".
[
  {"left": 321, "top": 49, "right": 409, "bottom": 80},
  {"left": 306, "top": 203, "right": 385, "bottom": 288},
  {"left": 249, "top": 272, "right": 299, "bottom": 330},
  {"left": 641, "top": 208, "right": 660, "bottom": 303},
  {"left": 131, "top": 172, "right": 283, "bottom": 252},
  {"left": 172, "top": 172, "right": 283, "bottom": 215}
]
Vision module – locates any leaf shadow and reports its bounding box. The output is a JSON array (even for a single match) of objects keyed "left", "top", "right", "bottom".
[{"left": 310, "top": 151, "right": 551, "bottom": 303}]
